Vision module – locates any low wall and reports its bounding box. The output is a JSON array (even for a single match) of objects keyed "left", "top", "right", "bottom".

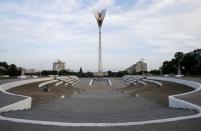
[
  {"left": 138, "top": 80, "right": 147, "bottom": 86},
  {"left": 0, "top": 77, "right": 53, "bottom": 113},
  {"left": 0, "top": 94, "right": 31, "bottom": 113},
  {"left": 143, "top": 79, "right": 162, "bottom": 86},
  {"left": 0, "top": 76, "right": 201, "bottom": 127},
  {"left": 55, "top": 81, "right": 63, "bottom": 87},
  {"left": 38, "top": 79, "right": 58, "bottom": 88},
  {"left": 1, "top": 78, "right": 53, "bottom": 91},
  {"left": 105, "top": 78, "right": 112, "bottom": 86},
  {"left": 147, "top": 76, "right": 201, "bottom": 111},
  {"left": 89, "top": 79, "right": 93, "bottom": 86}
]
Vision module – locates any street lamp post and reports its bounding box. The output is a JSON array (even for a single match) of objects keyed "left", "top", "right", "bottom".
[{"left": 94, "top": 9, "right": 106, "bottom": 76}]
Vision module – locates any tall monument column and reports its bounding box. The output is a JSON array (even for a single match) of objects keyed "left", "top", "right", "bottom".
[{"left": 94, "top": 9, "right": 106, "bottom": 76}]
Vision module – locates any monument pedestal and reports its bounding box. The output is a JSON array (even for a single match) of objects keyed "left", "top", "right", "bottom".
[
  {"left": 89, "top": 77, "right": 112, "bottom": 86},
  {"left": 93, "top": 72, "right": 108, "bottom": 77}
]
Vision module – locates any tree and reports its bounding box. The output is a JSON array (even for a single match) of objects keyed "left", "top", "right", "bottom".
[
  {"left": 0, "top": 66, "right": 7, "bottom": 75},
  {"left": 161, "top": 49, "right": 201, "bottom": 75},
  {"left": 149, "top": 69, "right": 160, "bottom": 75},
  {"left": 161, "top": 61, "right": 177, "bottom": 75},
  {"left": 174, "top": 52, "right": 184, "bottom": 75},
  {"left": 78, "top": 67, "right": 83, "bottom": 77},
  {"left": 59, "top": 69, "right": 74, "bottom": 76},
  {"left": 0, "top": 61, "right": 9, "bottom": 70},
  {"left": 116, "top": 71, "right": 128, "bottom": 77},
  {"left": 108, "top": 70, "right": 114, "bottom": 77},
  {"left": 85, "top": 71, "right": 93, "bottom": 77},
  {"left": 0, "top": 61, "right": 9, "bottom": 75},
  {"left": 59, "top": 70, "right": 64, "bottom": 76},
  {"left": 8, "top": 64, "right": 18, "bottom": 76},
  {"left": 182, "top": 51, "right": 200, "bottom": 75},
  {"left": 41, "top": 70, "right": 57, "bottom": 76}
]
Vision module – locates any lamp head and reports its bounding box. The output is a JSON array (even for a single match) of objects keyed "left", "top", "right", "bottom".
[{"left": 93, "top": 9, "right": 106, "bottom": 27}]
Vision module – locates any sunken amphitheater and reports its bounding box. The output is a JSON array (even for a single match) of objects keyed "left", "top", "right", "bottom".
[{"left": 0, "top": 75, "right": 201, "bottom": 130}]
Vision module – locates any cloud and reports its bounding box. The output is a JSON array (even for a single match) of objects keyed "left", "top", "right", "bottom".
[{"left": 0, "top": 0, "right": 200, "bottom": 71}]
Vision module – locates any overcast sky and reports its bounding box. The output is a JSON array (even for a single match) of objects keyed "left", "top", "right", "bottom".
[{"left": 0, "top": 0, "right": 201, "bottom": 72}]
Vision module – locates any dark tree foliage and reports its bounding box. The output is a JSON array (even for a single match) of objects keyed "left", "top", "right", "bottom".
[
  {"left": 78, "top": 67, "right": 83, "bottom": 77},
  {"left": 161, "top": 49, "right": 201, "bottom": 75},
  {"left": 116, "top": 71, "right": 128, "bottom": 77},
  {"left": 8, "top": 64, "right": 18, "bottom": 76},
  {"left": 174, "top": 52, "right": 184, "bottom": 67},
  {"left": 0, "top": 63, "right": 7, "bottom": 75},
  {"left": 59, "top": 70, "right": 77, "bottom": 76},
  {"left": 161, "top": 60, "right": 177, "bottom": 75},
  {"left": 0, "top": 61, "right": 9, "bottom": 75},
  {"left": 84, "top": 72, "right": 93, "bottom": 77},
  {"left": 108, "top": 71, "right": 116, "bottom": 77},
  {"left": 0, "top": 62, "right": 22, "bottom": 76},
  {"left": 41, "top": 70, "right": 58, "bottom": 76},
  {"left": 0, "top": 61, "right": 9, "bottom": 70},
  {"left": 149, "top": 69, "right": 160, "bottom": 75},
  {"left": 135, "top": 71, "right": 148, "bottom": 75}
]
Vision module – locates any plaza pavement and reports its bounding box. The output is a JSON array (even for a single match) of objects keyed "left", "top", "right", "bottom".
[
  {"left": 0, "top": 79, "right": 22, "bottom": 85},
  {"left": 0, "top": 77, "right": 201, "bottom": 131},
  {"left": 0, "top": 79, "right": 26, "bottom": 107}
]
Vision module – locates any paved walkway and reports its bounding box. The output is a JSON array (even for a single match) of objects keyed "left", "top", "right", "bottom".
[
  {"left": 0, "top": 79, "right": 18, "bottom": 84},
  {"left": 1, "top": 78, "right": 196, "bottom": 122},
  {"left": 171, "top": 77, "right": 201, "bottom": 110},
  {"left": 0, "top": 117, "right": 201, "bottom": 131},
  {"left": 0, "top": 92, "right": 25, "bottom": 107},
  {"left": 0, "top": 79, "right": 26, "bottom": 107},
  {"left": 0, "top": 77, "right": 201, "bottom": 130}
]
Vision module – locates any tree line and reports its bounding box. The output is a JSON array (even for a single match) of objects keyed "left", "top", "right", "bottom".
[
  {"left": 77, "top": 68, "right": 127, "bottom": 77},
  {"left": 161, "top": 49, "right": 201, "bottom": 75},
  {"left": 1, "top": 49, "right": 200, "bottom": 77},
  {"left": 0, "top": 62, "right": 21, "bottom": 76}
]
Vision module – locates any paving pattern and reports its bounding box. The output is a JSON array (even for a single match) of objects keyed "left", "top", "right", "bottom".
[
  {"left": 0, "top": 77, "right": 201, "bottom": 131},
  {"left": 0, "top": 92, "right": 25, "bottom": 107},
  {"left": 0, "top": 79, "right": 26, "bottom": 107},
  {"left": 0, "top": 79, "right": 21, "bottom": 85},
  {"left": 0, "top": 117, "right": 201, "bottom": 131},
  {"left": 1, "top": 78, "right": 196, "bottom": 123}
]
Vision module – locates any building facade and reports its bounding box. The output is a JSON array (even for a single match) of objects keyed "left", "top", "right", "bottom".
[
  {"left": 53, "top": 59, "right": 65, "bottom": 72},
  {"left": 126, "top": 60, "right": 147, "bottom": 74}
]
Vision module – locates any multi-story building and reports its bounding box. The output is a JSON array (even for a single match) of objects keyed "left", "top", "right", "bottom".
[
  {"left": 126, "top": 60, "right": 147, "bottom": 74},
  {"left": 126, "top": 66, "right": 134, "bottom": 74},
  {"left": 53, "top": 59, "right": 65, "bottom": 72}
]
